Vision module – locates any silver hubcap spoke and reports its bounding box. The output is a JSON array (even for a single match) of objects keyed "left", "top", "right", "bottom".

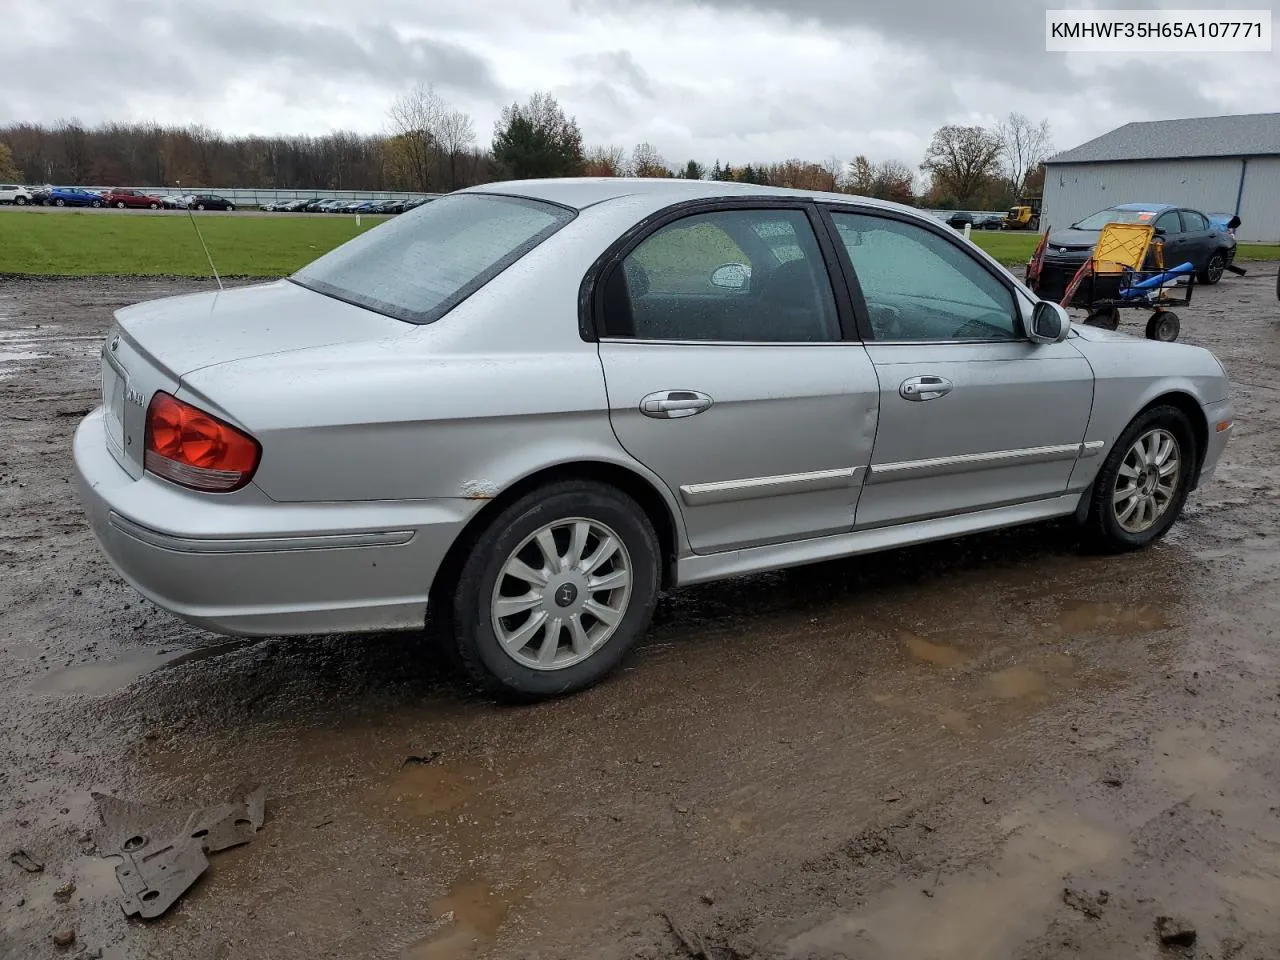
[
  {"left": 1112, "top": 427, "right": 1181, "bottom": 534},
  {"left": 491, "top": 516, "right": 633, "bottom": 671}
]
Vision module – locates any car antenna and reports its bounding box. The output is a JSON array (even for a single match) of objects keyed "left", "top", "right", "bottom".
[{"left": 177, "top": 180, "right": 223, "bottom": 291}]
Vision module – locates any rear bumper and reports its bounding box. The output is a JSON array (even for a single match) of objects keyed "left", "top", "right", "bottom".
[{"left": 72, "top": 408, "right": 481, "bottom": 636}]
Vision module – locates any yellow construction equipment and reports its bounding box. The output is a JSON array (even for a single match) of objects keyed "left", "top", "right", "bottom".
[{"left": 1002, "top": 197, "right": 1042, "bottom": 230}]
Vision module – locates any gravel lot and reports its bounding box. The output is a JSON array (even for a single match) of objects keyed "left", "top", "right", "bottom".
[{"left": 2, "top": 269, "right": 1279, "bottom": 960}]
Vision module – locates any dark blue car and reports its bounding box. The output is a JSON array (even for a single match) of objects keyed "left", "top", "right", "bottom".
[{"left": 47, "top": 187, "right": 104, "bottom": 208}]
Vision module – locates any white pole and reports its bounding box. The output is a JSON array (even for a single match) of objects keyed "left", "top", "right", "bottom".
[
  {"left": 355, "top": 213, "right": 361, "bottom": 228},
  {"left": 963, "top": 222, "right": 972, "bottom": 240}
]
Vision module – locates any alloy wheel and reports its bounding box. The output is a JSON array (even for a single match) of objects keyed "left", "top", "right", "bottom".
[
  {"left": 490, "top": 517, "right": 633, "bottom": 671},
  {"left": 1112, "top": 428, "right": 1181, "bottom": 533},
  {"left": 1207, "top": 255, "right": 1224, "bottom": 283}
]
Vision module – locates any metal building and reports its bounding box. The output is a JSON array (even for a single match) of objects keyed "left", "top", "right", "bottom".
[{"left": 1042, "top": 113, "right": 1280, "bottom": 243}]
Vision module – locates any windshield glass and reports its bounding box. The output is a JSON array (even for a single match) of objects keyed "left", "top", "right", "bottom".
[
  {"left": 291, "top": 193, "right": 575, "bottom": 324},
  {"left": 1073, "top": 207, "right": 1159, "bottom": 230}
]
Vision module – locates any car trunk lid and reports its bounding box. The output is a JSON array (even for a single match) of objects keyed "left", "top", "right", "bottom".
[{"left": 101, "top": 279, "right": 410, "bottom": 477}]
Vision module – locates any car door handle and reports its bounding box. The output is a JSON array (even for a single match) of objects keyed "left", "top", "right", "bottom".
[
  {"left": 640, "top": 390, "right": 713, "bottom": 419},
  {"left": 899, "top": 376, "right": 952, "bottom": 401}
]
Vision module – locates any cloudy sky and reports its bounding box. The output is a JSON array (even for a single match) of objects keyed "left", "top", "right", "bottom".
[{"left": 3, "top": 0, "right": 1277, "bottom": 169}]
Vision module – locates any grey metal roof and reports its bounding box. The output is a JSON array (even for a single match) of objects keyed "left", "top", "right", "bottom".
[{"left": 1047, "top": 113, "right": 1280, "bottom": 165}]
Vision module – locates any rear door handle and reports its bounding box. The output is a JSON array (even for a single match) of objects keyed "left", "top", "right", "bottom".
[
  {"left": 640, "top": 390, "right": 713, "bottom": 419},
  {"left": 899, "top": 375, "right": 952, "bottom": 401}
]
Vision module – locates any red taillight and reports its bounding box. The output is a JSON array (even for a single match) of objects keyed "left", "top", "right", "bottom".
[{"left": 144, "top": 392, "right": 260, "bottom": 492}]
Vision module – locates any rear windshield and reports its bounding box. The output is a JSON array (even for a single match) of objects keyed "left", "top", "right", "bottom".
[
  {"left": 291, "top": 193, "right": 575, "bottom": 324},
  {"left": 1073, "top": 208, "right": 1159, "bottom": 230}
]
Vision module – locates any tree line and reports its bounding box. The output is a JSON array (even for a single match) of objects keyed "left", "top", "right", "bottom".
[{"left": 0, "top": 85, "right": 1051, "bottom": 209}]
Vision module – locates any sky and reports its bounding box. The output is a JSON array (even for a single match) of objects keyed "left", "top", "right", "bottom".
[{"left": 2, "top": 0, "right": 1278, "bottom": 170}]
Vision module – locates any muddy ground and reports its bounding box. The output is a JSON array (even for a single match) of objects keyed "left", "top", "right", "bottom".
[{"left": 2, "top": 270, "right": 1279, "bottom": 960}]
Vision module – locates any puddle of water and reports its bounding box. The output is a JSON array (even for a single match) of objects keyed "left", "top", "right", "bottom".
[
  {"left": 785, "top": 811, "right": 1121, "bottom": 959},
  {"left": 0, "top": 350, "right": 47, "bottom": 363},
  {"left": 28, "top": 640, "right": 254, "bottom": 696},
  {"left": 902, "top": 631, "right": 969, "bottom": 668},
  {"left": 385, "top": 760, "right": 497, "bottom": 817},
  {"left": 406, "top": 878, "right": 515, "bottom": 960},
  {"left": 986, "top": 655, "right": 1075, "bottom": 701},
  {"left": 1056, "top": 600, "right": 1170, "bottom": 635}
]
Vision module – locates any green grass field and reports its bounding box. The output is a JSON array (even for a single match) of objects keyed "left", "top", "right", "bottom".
[
  {"left": 0, "top": 209, "right": 387, "bottom": 277},
  {"left": 0, "top": 208, "right": 1276, "bottom": 277}
]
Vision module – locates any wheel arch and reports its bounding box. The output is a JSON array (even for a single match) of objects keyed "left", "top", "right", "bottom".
[
  {"left": 429, "top": 459, "right": 682, "bottom": 606},
  {"left": 1074, "top": 387, "right": 1211, "bottom": 523}
]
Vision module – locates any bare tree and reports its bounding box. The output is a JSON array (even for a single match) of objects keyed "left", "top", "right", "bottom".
[
  {"left": 630, "top": 142, "right": 669, "bottom": 178},
  {"left": 584, "top": 144, "right": 628, "bottom": 176},
  {"left": 436, "top": 109, "right": 476, "bottom": 191},
  {"left": 822, "top": 155, "right": 847, "bottom": 192},
  {"left": 920, "top": 125, "right": 1003, "bottom": 208},
  {"left": 388, "top": 83, "right": 448, "bottom": 191},
  {"left": 996, "top": 113, "right": 1052, "bottom": 196}
]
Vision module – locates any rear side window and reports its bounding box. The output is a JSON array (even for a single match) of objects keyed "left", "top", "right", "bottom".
[
  {"left": 601, "top": 208, "right": 840, "bottom": 342},
  {"left": 1181, "top": 210, "right": 1208, "bottom": 231},
  {"left": 292, "top": 194, "right": 575, "bottom": 324}
]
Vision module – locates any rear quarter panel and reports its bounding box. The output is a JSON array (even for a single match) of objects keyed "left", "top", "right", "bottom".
[{"left": 179, "top": 195, "right": 691, "bottom": 539}]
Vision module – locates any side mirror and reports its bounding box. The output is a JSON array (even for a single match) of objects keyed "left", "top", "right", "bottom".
[
  {"left": 1029, "top": 300, "right": 1071, "bottom": 343},
  {"left": 710, "top": 262, "right": 751, "bottom": 290}
]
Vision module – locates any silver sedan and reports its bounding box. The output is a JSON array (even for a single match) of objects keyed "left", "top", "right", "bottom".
[{"left": 73, "top": 179, "right": 1234, "bottom": 699}]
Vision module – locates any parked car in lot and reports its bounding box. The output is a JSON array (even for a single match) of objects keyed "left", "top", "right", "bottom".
[
  {"left": 1034, "top": 202, "right": 1239, "bottom": 301},
  {"left": 48, "top": 187, "right": 104, "bottom": 207},
  {"left": 102, "top": 188, "right": 164, "bottom": 210},
  {"left": 188, "top": 194, "right": 235, "bottom": 211},
  {"left": 0, "top": 184, "right": 34, "bottom": 205},
  {"left": 314, "top": 199, "right": 347, "bottom": 213},
  {"left": 72, "top": 179, "right": 1234, "bottom": 700},
  {"left": 974, "top": 214, "right": 1004, "bottom": 230},
  {"left": 159, "top": 194, "right": 190, "bottom": 209},
  {"left": 945, "top": 211, "right": 1003, "bottom": 231}
]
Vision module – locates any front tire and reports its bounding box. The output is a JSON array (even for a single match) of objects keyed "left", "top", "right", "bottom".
[
  {"left": 1083, "top": 405, "right": 1196, "bottom": 552},
  {"left": 1199, "top": 252, "right": 1225, "bottom": 285},
  {"left": 55, "top": 199, "right": 65, "bottom": 206},
  {"left": 116, "top": 201, "right": 126, "bottom": 209},
  {"left": 444, "top": 481, "right": 660, "bottom": 700}
]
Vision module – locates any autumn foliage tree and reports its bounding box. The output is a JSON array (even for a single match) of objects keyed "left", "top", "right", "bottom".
[
  {"left": 920, "top": 125, "right": 1003, "bottom": 208},
  {"left": 492, "top": 92, "right": 584, "bottom": 179},
  {"left": 0, "top": 142, "right": 19, "bottom": 181}
]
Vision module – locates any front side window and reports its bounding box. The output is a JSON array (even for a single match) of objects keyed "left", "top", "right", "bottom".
[
  {"left": 1153, "top": 210, "right": 1181, "bottom": 235},
  {"left": 292, "top": 193, "right": 575, "bottom": 324},
  {"left": 830, "top": 211, "right": 1019, "bottom": 342},
  {"left": 602, "top": 208, "right": 840, "bottom": 342}
]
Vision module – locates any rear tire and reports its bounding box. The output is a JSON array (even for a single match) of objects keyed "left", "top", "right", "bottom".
[
  {"left": 443, "top": 480, "right": 660, "bottom": 701},
  {"left": 1083, "top": 405, "right": 1196, "bottom": 553},
  {"left": 1145, "top": 310, "right": 1180, "bottom": 342}
]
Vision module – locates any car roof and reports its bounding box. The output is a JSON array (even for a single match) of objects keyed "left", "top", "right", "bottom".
[
  {"left": 461, "top": 176, "right": 917, "bottom": 215},
  {"left": 1111, "top": 202, "right": 1177, "bottom": 212}
]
